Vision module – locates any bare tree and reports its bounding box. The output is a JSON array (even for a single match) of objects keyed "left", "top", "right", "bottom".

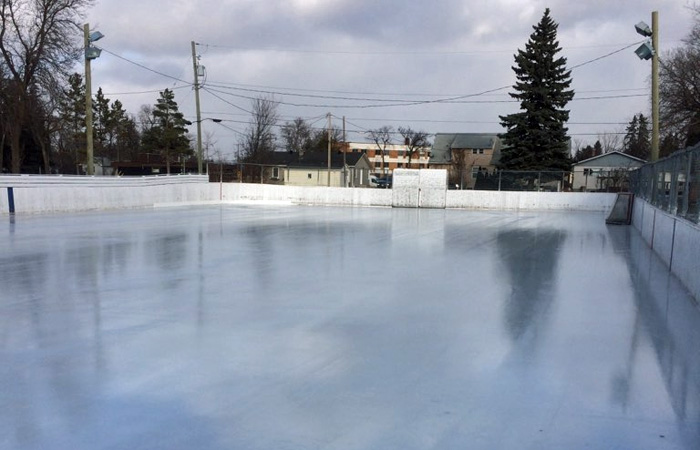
[
  {"left": 367, "top": 126, "right": 392, "bottom": 176},
  {"left": 138, "top": 105, "right": 156, "bottom": 133},
  {"left": 202, "top": 130, "right": 217, "bottom": 161},
  {"left": 0, "top": 0, "right": 94, "bottom": 173},
  {"left": 597, "top": 131, "right": 622, "bottom": 154},
  {"left": 660, "top": 46, "right": 700, "bottom": 146},
  {"left": 398, "top": 126, "right": 430, "bottom": 168},
  {"left": 281, "top": 117, "right": 312, "bottom": 156},
  {"left": 658, "top": 4, "right": 700, "bottom": 147},
  {"left": 241, "top": 96, "right": 278, "bottom": 164},
  {"left": 310, "top": 126, "right": 342, "bottom": 153}
]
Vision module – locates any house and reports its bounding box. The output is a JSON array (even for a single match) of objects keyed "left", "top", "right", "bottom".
[
  {"left": 572, "top": 151, "right": 645, "bottom": 192},
  {"left": 430, "top": 133, "right": 502, "bottom": 188},
  {"left": 341, "top": 142, "right": 431, "bottom": 176},
  {"left": 269, "top": 152, "right": 373, "bottom": 187}
]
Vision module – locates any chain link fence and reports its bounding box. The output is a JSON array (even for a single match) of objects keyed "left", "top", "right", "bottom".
[
  {"left": 468, "top": 171, "right": 571, "bottom": 192},
  {"left": 630, "top": 145, "right": 700, "bottom": 224},
  {"left": 205, "top": 162, "right": 359, "bottom": 187}
]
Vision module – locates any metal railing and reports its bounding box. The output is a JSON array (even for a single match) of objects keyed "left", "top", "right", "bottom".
[
  {"left": 630, "top": 145, "right": 700, "bottom": 224},
  {"left": 459, "top": 171, "right": 571, "bottom": 192}
]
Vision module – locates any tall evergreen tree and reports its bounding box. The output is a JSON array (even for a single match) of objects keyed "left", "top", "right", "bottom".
[
  {"left": 93, "top": 87, "right": 111, "bottom": 155},
  {"left": 108, "top": 100, "right": 140, "bottom": 161},
  {"left": 593, "top": 140, "right": 603, "bottom": 156},
  {"left": 622, "top": 113, "right": 650, "bottom": 160},
  {"left": 498, "top": 8, "right": 574, "bottom": 171},
  {"left": 56, "top": 73, "right": 86, "bottom": 173},
  {"left": 141, "top": 89, "right": 192, "bottom": 174}
]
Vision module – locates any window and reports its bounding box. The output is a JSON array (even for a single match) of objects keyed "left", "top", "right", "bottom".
[
  {"left": 472, "top": 166, "right": 481, "bottom": 178},
  {"left": 272, "top": 167, "right": 280, "bottom": 179},
  {"left": 308, "top": 173, "right": 312, "bottom": 179}
]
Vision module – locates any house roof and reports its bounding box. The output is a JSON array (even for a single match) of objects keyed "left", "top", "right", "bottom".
[
  {"left": 270, "top": 151, "right": 366, "bottom": 169},
  {"left": 431, "top": 133, "right": 501, "bottom": 164},
  {"left": 573, "top": 151, "right": 646, "bottom": 168}
]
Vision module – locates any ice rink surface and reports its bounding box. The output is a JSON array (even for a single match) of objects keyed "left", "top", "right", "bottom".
[{"left": 1, "top": 205, "right": 699, "bottom": 450}]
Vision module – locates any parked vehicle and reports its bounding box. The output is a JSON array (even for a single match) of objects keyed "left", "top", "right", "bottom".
[{"left": 375, "top": 177, "right": 392, "bottom": 188}]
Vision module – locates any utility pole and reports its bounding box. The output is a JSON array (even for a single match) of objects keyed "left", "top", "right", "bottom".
[
  {"left": 634, "top": 11, "right": 660, "bottom": 161},
  {"left": 342, "top": 116, "right": 347, "bottom": 187},
  {"left": 84, "top": 24, "right": 94, "bottom": 176},
  {"left": 191, "top": 41, "right": 204, "bottom": 174},
  {"left": 327, "top": 113, "right": 332, "bottom": 187},
  {"left": 651, "top": 11, "right": 659, "bottom": 161}
]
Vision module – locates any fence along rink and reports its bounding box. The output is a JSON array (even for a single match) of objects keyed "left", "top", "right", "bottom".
[{"left": 630, "top": 144, "right": 700, "bottom": 224}]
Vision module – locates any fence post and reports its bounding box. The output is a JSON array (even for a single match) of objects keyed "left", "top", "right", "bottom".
[
  {"left": 680, "top": 151, "right": 692, "bottom": 218},
  {"left": 498, "top": 171, "right": 502, "bottom": 191},
  {"left": 7, "top": 187, "right": 15, "bottom": 214}
]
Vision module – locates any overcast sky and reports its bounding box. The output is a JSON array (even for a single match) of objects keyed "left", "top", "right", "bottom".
[{"left": 85, "top": 0, "right": 694, "bottom": 158}]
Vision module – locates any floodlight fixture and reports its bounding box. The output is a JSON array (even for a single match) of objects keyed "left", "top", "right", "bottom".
[
  {"left": 635, "top": 21, "right": 653, "bottom": 37},
  {"left": 635, "top": 42, "right": 654, "bottom": 60},
  {"left": 89, "top": 31, "right": 105, "bottom": 42},
  {"left": 85, "top": 46, "right": 102, "bottom": 60}
]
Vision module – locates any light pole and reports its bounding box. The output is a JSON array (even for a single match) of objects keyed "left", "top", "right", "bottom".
[
  {"left": 191, "top": 41, "right": 207, "bottom": 174},
  {"left": 84, "top": 24, "right": 104, "bottom": 176},
  {"left": 191, "top": 117, "right": 221, "bottom": 174},
  {"left": 634, "top": 11, "right": 659, "bottom": 161}
]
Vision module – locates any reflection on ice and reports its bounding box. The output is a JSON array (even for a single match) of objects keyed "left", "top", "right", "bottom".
[{"left": 0, "top": 206, "right": 699, "bottom": 449}]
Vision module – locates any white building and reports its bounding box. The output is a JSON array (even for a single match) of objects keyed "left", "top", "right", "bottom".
[{"left": 572, "top": 152, "right": 645, "bottom": 192}]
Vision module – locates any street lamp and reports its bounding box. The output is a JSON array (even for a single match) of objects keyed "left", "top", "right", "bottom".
[
  {"left": 634, "top": 12, "right": 659, "bottom": 161},
  {"left": 84, "top": 24, "right": 104, "bottom": 175},
  {"left": 190, "top": 117, "right": 221, "bottom": 173}
]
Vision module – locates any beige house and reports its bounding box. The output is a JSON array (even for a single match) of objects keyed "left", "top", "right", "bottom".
[
  {"left": 430, "top": 133, "right": 502, "bottom": 188},
  {"left": 269, "top": 152, "right": 373, "bottom": 187}
]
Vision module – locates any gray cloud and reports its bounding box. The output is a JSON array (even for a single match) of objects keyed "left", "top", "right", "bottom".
[{"left": 84, "top": 0, "right": 694, "bottom": 157}]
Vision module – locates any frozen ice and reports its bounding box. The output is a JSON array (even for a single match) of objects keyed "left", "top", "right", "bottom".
[{"left": 1, "top": 205, "right": 699, "bottom": 449}]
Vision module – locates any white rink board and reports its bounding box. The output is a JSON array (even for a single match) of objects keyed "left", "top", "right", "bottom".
[{"left": 391, "top": 169, "right": 447, "bottom": 208}]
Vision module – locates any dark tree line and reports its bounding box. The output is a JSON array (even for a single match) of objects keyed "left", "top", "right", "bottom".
[
  {"left": 0, "top": 0, "right": 94, "bottom": 173},
  {"left": 0, "top": 0, "right": 194, "bottom": 174}
]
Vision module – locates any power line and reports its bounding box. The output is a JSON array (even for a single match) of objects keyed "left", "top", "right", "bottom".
[
  {"left": 340, "top": 116, "right": 630, "bottom": 125},
  {"left": 103, "top": 85, "right": 190, "bottom": 96},
  {"left": 569, "top": 40, "right": 645, "bottom": 70},
  {"left": 205, "top": 79, "right": 646, "bottom": 99},
  {"left": 196, "top": 41, "right": 646, "bottom": 56},
  {"left": 205, "top": 83, "right": 424, "bottom": 104},
  {"left": 204, "top": 84, "right": 645, "bottom": 110},
  {"left": 203, "top": 85, "right": 514, "bottom": 109},
  {"left": 202, "top": 87, "right": 252, "bottom": 114},
  {"left": 98, "top": 47, "right": 192, "bottom": 85}
]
